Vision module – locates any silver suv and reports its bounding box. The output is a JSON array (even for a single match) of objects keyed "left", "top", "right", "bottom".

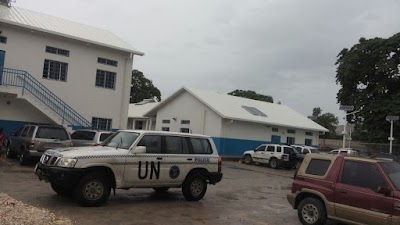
[
  {"left": 6, "top": 125, "right": 72, "bottom": 165},
  {"left": 71, "top": 129, "right": 112, "bottom": 147}
]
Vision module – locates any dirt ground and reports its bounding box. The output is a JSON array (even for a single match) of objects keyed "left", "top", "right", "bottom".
[{"left": 0, "top": 155, "right": 339, "bottom": 225}]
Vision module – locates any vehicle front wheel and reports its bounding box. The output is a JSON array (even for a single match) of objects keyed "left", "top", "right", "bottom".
[
  {"left": 297, "top": 197, "right": 327, "bottom": 225},
  {"left": 269, "top": 158, "right": 278, "bottom": 169},
  {"left": 244, "top": 154, "right": 253, "bottom": 164},
  {"left": 51, "top": 183, "right": 73, "bottom": 196},
  {"left": 19, "top": 149, "right": 30, "bottom": 165},
  {"left": 6, "top": 146, "right": 14, "bottom": 159},
  {"left": 74, "top": 172, "right": 111, "bottom": 207},
  {"left": 182, "top": 174, "right": 207, "bottom": 201}
]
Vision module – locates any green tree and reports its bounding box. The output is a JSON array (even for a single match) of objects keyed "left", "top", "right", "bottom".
[
  {"left": 312, "top": 107, "right": 339, "bottom": 139},
  {"left": 336, "top": 33, "right": 400, "bottom": 143},
  {"left": 130, "top": 70, "right": 161, "bottom": 103},
  {"left": 228, "top": 89, "right": 273, "bottom": 103}
]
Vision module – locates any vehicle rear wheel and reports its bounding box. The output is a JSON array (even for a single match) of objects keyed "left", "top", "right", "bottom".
[
  {"left": 244, "top": 154, "right": 253, "bottom": 164},
  {"left": 297, "top": 197, "right": 327, "bottom": 225},
  {"left": 269, "top": 158, "right": 278, "bottom": 169},
  {"left": 51, "top": 183, "right": 73, "bottom": 196},
  {"left": 19, "top": 149, "right": 30, "bottom": 165},
  {"left": 74, "top": 172, "right": 111, "bottom": 207},
  {"left": 182, "top": 174, "right": 207, "bottom": 201},
  {"left": 6, "top": 146, "right": 14, "bottom": 158},
  {"left": 153, "top": 187, "right": 170, "bottom": 193}
]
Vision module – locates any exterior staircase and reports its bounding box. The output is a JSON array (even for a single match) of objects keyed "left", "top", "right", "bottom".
[{"left": 0, "top": 68, "right": 92, "bottom": 129}]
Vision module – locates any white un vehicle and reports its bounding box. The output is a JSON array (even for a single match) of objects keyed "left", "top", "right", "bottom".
[{"left": 35, "top": 130, "right": 223, "bottom": 206}]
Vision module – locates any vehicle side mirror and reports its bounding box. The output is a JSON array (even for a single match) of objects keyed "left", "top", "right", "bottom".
[
  {"left": 132, "top": 146, "right": 146, "bottom": 154},
  {"left": 377, "top": 186, "right": 392, "bottom": 196}
]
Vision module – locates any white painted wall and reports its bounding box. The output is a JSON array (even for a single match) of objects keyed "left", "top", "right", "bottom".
[
  {"left": 155, "top": 92, "right": 222, "bottom": 137},
  {"left": 0, "top": 95, "right": 52, "bottom": 124},
  {"left": 0, "top": 24, "right": 134, "bottom": 129}
]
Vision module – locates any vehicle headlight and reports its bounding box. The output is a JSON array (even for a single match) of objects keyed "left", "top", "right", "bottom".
[{"left": 56, "top": 158, "right": 77, "bottom": 168}]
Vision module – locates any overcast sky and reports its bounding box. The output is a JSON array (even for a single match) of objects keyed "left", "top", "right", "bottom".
[{"left": 14, "top": 0, "right": 400, "bottom": 123}]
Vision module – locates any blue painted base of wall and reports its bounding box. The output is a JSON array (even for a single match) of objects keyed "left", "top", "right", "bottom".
[
  {"left": 0, "top": 119, "right": 29, "bottom": 136},
  {"left": 212, "top": 137, "right": 270, "bottom": 157}
]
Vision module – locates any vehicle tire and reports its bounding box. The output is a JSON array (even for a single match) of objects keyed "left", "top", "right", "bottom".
[
  {"left": 182, "top": 174, "right": 207, "bottom": 201},
  {"left": 19, "top": 149, "right": 30, "bottom": 165},
  {"left": 153, "top": 187, "right": 170, "bottom": 193},
  {"left": 74, "top": 172, "right": 111, "bottom": 207},
  {"left": 269, "top": 158, "right": 278, "bottom": 169},
  {"left": 51, "top": 183, "right": 73, "bottom": 196},
  {"left": 6, "top": 145, "right": 14, "bottom": 159},
  {"left": 244, "top": 154, "right": 253, "bottom": 165},
  {"left": 295, "top": 161, "right": 302, "bottom": 170},
  {"left": 297, "top": 197, "right": 327, "bottom": 225}
]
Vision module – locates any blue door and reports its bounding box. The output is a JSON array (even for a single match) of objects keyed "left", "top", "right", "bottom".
[
  {"left": 0, "top": 51, "right": 4, "bottom": 84},
  {"left": 271, "top": 135, "right": 281, "bottom": 144}
]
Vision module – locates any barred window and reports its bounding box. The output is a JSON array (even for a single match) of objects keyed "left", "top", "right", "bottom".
[
  {"left": 306, "top": 131, "right": 313, "bottom": 136},
  {"left": 92, "top": 117, "right": 112, "bottom": 131},
  {"left": 98, "top": 57, "right": 118, "bottom": 67},
  {"left": 181, "top": 120, "right": 190, "bottom": 124},
  {"left": 46, "top": 46, "right": 70, "bottom": 57},
  {"left": 43, "top": 59, "right": 68, "bottom": 82},
  {"left": 162, "top": 127, "right": 170, "bottom": 131},
  {"left": 162, "top": 120, "right": 170, "bottom": 124},
  {"left": 0, "top": 36, "right": 7, "bottom": 44},
  {"left": 287, "top": 129, "right": 296, "bottom": 134},
  {"left": 180, "top": 128, "right": 190, "bottom": 133},
  {"left": 272, "top": 127, "right": 279, "bottom": 132},
  {"left": 96, "top": 70, "right": 116, "bottom": 89}
]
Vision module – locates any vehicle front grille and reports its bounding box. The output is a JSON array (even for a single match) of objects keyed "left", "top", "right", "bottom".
[{"left": 40, "top": 154, "right": 59, "bottom": 166}]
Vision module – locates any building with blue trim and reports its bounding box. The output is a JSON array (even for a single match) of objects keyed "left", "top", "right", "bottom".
[
  {"left": 0, "top": 3, "right": 143, "bottom": 136},
  {"left": 143, "top": 87, "right": 329, "bottom": 157}
]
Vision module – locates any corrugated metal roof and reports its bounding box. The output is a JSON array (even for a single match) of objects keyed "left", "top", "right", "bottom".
[
  {"left": 0, "top": 4, "right": 144, "bottom": 55},
  {"left": 145, "top": 87, "right": 329, "bottom": 132},
  {"left": 129, "top": 102, "right": 159, "bottom": 118}
]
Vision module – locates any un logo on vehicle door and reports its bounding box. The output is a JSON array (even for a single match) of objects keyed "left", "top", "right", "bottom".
[{"left": 169, "top": 166, "right": 180, "bottom": 179}]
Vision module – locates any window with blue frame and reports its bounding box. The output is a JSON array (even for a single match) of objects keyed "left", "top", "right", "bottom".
[
  {"left": 96, "top": 69, "right": 116, "bottom": 89},
  {"left": 92, "top": 117, "right": 112, "bottom": 131},
  {"left": 42, "top": 59, "right": 68, "bottom": 82},
  {"left": 0, "top": 36, "right": 7, "bottom": 44}
]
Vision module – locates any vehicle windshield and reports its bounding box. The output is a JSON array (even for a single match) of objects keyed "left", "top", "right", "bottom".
[
  {"left": 102, "top": 131, "right": 140, "bottom": 149},
  {"left": 380, "top": 161, "right": 400, "bottom": 191},
  {"left": 292, "top": 148, "right": 300, "bottom": 154},
  {"left": 310, "top": 149, "right": 319, "bottom": 153}
]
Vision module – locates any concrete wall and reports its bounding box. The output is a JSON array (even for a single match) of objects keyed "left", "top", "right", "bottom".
[
  {"left": 155, "top": 91, "right": 222, "bottom": 137},
  {"left": 0, "top": 24, "right": 134, "bottom": 129}
]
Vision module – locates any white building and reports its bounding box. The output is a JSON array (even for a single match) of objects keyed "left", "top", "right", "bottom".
[
  {"left": 0, "top": 4, "right": 143, "bottom": 135},
  {"left": 127, "top": 99, "right": 159, "bottom": 130},
  {"left": 144, "top": 87, "right": 329, "bottom": 157}
]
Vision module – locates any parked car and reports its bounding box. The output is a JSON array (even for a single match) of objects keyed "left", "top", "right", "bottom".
[
  {"left": 242, "top": 144, "right": 298, "bottom": 169},
  {"left": 374, "top": 153, "right": 400, "bottom": 163},
  {"left": 291, "top": 145, "right": 319, "bottom": 154},
  {"left": 71, "top": 129, "right": 112, "bottom": 147},
  {"left": 329, "top": 148, "right": 360, "bottom": 156},
  {"left": 6, "top": 124, "right": 72, "bottom": 165},
  {"left": 288, "top": 153, "right": 399, "bottom": 225},
  {"left": 35, "top": 130, "right": 223, "bottom": 206}
]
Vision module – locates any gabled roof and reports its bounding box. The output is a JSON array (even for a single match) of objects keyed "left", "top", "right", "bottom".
[
  {"left": 0, "top": 5, "right": 144, "bottom": 55},
  {"left": 145, "top": 87, "right": 329, "bottom": 132},
  {"left": 128, "top": 101, "right": 159, "bottom": 118}
]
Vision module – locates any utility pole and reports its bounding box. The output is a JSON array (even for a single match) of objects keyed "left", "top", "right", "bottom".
[{"left": 386, "top": 116, "right": 399, "bottom": 154}]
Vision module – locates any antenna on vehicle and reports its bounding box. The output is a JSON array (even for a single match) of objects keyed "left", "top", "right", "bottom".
[{"left": 0, "top": 0, "right": 14, "bottom": 7}]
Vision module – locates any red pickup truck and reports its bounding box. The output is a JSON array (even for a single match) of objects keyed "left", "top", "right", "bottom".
[{"left": 287, "top": 153, "right": 400, "bottom": 225}]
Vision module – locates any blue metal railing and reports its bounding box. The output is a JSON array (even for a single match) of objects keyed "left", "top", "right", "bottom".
[{"left": 0, "top": 68, "right": 92, "bottom": 128}]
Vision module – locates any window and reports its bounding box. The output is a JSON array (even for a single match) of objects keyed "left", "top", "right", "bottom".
[
  {"left": 100, "top": 133, "right": 112, "bottom": 142},
  {"left": 287, "top": 129, "right": 296, "bottom": 134},
  {"left": 180, "top": 128, "right": 190, "bottom": 133},
  {"left": 287, "top": 137, "right": 295, "bottom": 145},
  {"left": 181, "top": 120, "right": 190, "bottom": 124},
  {"left": 162, "top": 127, "right": 170, "bottom": 132},
  {"left": 27, "top": 126, "right": 35, "bottom": 137},
  {"left": 305, "top": 139, "right": 312, "bottom": 146},
  {"left": 164, "top": 136, "right": 183, "bottom": 154},
  {"left": 305, "top": 131, "right": 313, "bottom": 136},
  {"left": 71, "top": 131, "right": 96, "bottom": 140},
  {"left": 43, "top": 59, "right": 68, "bottom": 81},
  {"left": 341, "top": 161, "right": 388, "bottom": 191},
  {"left": 255, "top": 145, "right": 265, "bottom": 151},
  {"left": 266, "top": 146, "right": 275, "bottom": 152},
  {"left": 0, "top": 36, "right": 7, "bottom": 44},
  {"left": 284, "top": 147, "right": 295, "bottom": 154},
  {"left": 92, "top": 117, "right": 112, "bottom": 131},
  {"left": 305, "top": 159, "right": 331, "bottom": 176},
  {"left": 276, "top": 146, "right": 282, "bottom": 153},
  {"left": 162, "top": 120, "right": 170, "bottom": 124},
  {"left": 21, "top": 126, "right": 30, "bottom": 137},
  {"left": 96, "top": 70, "right": 116, "bottom": 89},
  {"left": 189, "top": 138, "right": 212, "bottom": 154},
  {"left": 137, "top": 135, "right": 162, "bottom": 153},
  {"left": 36, "top": 127, "right": 69, "bottom": 140},
  {"left": 241, "top": 105, "right": 267, "bottom": 117},
  {"left": 272, "top": 127, "right": 279, "bottom": 132},
  {"left": 14, "top": 127, "right": 24, "bottom": 136},
  {"left": 98, "top": 57, "right": 118, "bottom": 67},
  {"left": 102, "top": 131, "right": 139, "bottom": 149},
  {"left": 45, "top": 46, "right": 70, "bottom": 57}
]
